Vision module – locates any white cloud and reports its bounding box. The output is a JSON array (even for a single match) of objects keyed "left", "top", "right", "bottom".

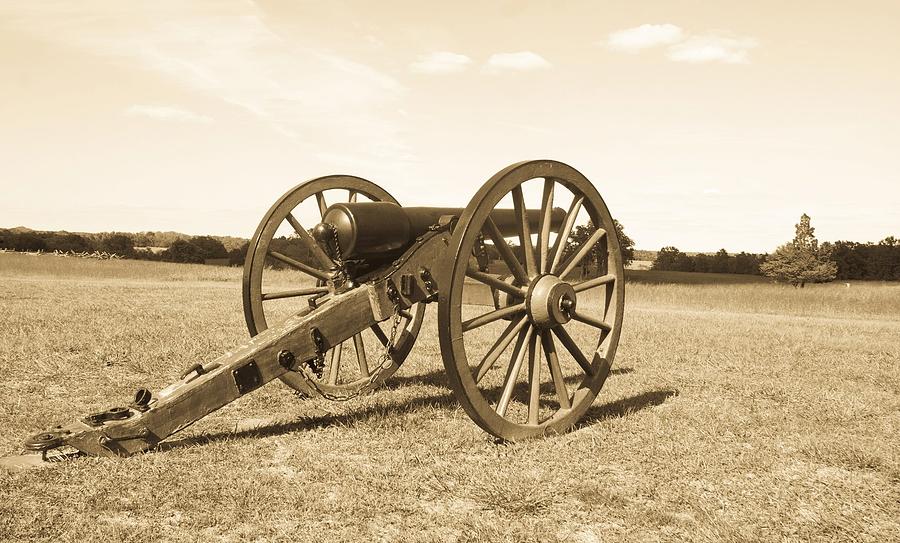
[
  {"left": 605, "top": 23, "right": 758, "bottom": 64},
  {"left": 484, "top": 51, "right": 551, "bottom": 72},
  {"left": 409, "top": 51, "right": 473, "bottom": 74},
  {"left": 607, "top": 24, "right": 684, "bottom": 52},
  {"left": 667, "top": 35, "right": 758, "bottom": 64},
  {"left": 125, "top": 104, "right": 212, "bottom": 123}
]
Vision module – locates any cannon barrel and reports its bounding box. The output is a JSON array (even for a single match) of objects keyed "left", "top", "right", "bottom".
[{"left": 316, "top": 202, "right": 566, "bottom": 261}]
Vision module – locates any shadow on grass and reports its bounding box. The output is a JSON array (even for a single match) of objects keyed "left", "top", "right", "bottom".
[
  {"left": 158, "top": 385, "right": 675, "bottom": 452},
  {"left": 389, "top": 366, "right": 635, "bottom": 389},
  {"left": 579, "top": 389, "right": 678, "bottom": 425}
]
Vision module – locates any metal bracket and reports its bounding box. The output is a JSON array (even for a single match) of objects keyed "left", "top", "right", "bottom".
[
  {"left": 232, "top": 360, "right": 262, "bottom": 395},
  {"left": 399, "top": 273, "right": 416, "bottom": 296},
  {"left": 385, "top": 278, "right": 401, "bottom": 305},
  {"left": 420, "top": 268, "right": 437, "bottom": 296},
  {"left": 82, "top": 406, "right": 133, "bottom": 427}
]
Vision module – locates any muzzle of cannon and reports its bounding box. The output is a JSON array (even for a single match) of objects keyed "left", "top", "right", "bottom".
[{"left": 10, "top": 159, "right": 625, "bottom": 466}]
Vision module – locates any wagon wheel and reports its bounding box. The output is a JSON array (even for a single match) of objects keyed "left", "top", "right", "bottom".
[
  {"left": 244, "top": 175, "right": 425, "bottom": 398},
  {"left": 438, "top": 160, "right": 625, "bottom": 440}
]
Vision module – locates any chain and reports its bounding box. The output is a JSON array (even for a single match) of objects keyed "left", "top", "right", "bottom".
[
  {"left": 294, "top": 302, "right": 404, "bottom": 402},
  {"left": 329, "top": 223, "right": 344, "bottom": 266}
]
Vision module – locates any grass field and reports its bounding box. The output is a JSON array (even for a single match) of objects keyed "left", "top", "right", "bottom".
[{"left": 1, "top": 252, "right": 898, "bottom": 542}]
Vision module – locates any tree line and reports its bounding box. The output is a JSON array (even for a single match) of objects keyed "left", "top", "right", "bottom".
[
  {"left": 652, "top": 247, "right": 765, "bottom": 275},
  {"left": 3, "top": 217, "right": 897, "bottom": 283},
  {"left": 0, "top": 228, "right": 249, "bottom": 266},
  {"left": 651, "top": 214, "right": 900, "bottom": 285},
  {"left": 824, "top": 238, "right": 900, "bottom": 281}
]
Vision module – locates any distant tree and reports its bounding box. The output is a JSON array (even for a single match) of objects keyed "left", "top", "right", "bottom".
[
  {"left": 45, "top": 233, "right": 93, "bottom": 253},
  {"left": 228, "top": 242, "right": 250, "bottom": 266},
  {"left": 613, "top": 220, "right": 635, "bottom": 267},
  {"left": 652, "top": 246, "right": 693, "bottom": 271},
  {"left": 691, "top": 252, "right": 713, "bottom": 273},
  {"left": 760, "top": 213, "right": 836, "bottom": 287},
  {"left": 562, "top": 219, "right": 635, "bottom": 275},
  {"left": 189, "top": 236, "right": 227, "bottom": 260},
  {"left": 712, "top": 248, "right": 731, "bottom": 273},
  {"left": 10, "top": 232, "right": 47, "bottom": 252},
  {"left": 732, "top": 252, "right": 763, "bottom": 275},
  {"left": 0, "top": 229, "right": 13, "bottom": 250},
  {"left": 99, "top": 233, "right": 135, "bottom": 256},
  {"left": 826, "top": 238, "right": 900, "bottom": 281},
  {"left": 870, "top": 237, "right": 900, "bottom": 280},
  {"left": 161, "top": 239, "right": 205, "bottom": 263},
  {"left": 131, "top": 232, "right": 152, "bottom": 247}
]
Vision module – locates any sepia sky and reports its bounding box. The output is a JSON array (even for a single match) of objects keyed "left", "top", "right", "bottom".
[{"left": 1, "top": 0, "right": 898, "bottom": 252}]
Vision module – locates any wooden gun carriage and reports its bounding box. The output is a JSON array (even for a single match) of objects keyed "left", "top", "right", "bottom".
[{"left": 22, "top": 159, "right": 625, "bottom": 458}]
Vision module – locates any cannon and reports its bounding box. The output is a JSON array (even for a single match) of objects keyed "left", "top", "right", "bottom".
[{"left": 16, "top": 159, "right": 625, "bottom": 460}]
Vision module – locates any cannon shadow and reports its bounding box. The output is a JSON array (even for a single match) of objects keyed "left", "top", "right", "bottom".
[{"left": 158, "top": 384, "right": 676, "bottom": 452}]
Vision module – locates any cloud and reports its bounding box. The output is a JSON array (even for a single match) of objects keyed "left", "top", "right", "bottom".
[
  {"left": 2, "top": 2, "right": 414, "bottom": 167},
  {"left": 125, "top": 104, "right": 212, "bottom": 123},
  {"left": 409, "top": 51, "right": 473, "bottom": 74},
  {"left": 667, "top": 35, "right": 758, "bottom": 64},
  {"left": 484, "top": 51, "right": 551, "bottom": 72},
  {"left": 607, "top": 24, "right": 684, "bottom": 52},
  {"left": 605, "top": 23, "right": 758, "bottom": 64}
]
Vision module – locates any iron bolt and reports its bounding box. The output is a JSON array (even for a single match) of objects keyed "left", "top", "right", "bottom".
[{"left": 278, "top": 349, "right": 296, "bottom": 369}]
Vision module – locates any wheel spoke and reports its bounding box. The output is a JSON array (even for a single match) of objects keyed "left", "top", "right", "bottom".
[
  {"left": 483, "top": 216, "right": 529, "bottom": 285},
  {"left": 315, "top": 192, "right": 328, "bottom": 219},
  {"left": 548, "top": 195, "right": 584, "bottom": 274},
  {"left": 527, "top": 332, "right": 541, "bottom": 425},
  {"left": 475, "top": 316, "right": 528, "bottom": 383},
  {"left": 466, "top": 266, "right": 527, "bottom": 298},
  {"left": 268, "top": 250, "right": 331, "bottom": 282},
  {"left": 353, "top": 334, "right": 369, "bottom": 377},
  {"left": 573, "top": 274, "right": 615, "bottom": 293},
  {"left": 370, "top": 324, "right": 389, "bottom": 345},
  {"left": 327, "top": 345, "right": 342, "bottom": 385},
  {"left": 512, "top": 186, "right": 537, "bottom": 277},
  {"left": 462, "top": 303, "right": 526, "bottom": 332},
  {"left": 348, "top": 190, "right": 358, "bottom": 203},
  {"left": 285, "top": 212, "right": 334, "bottom": 269},
  {"left": 552, "top": 325, "right": 594, "bottom": 376},
  {"left": 558, "top": 227, "right": 607, "bottom": 279},
  {"left": 540, "top": 331, "right": 571, "bottom": 410},
  {"left": 571, "top": 310, "right": 612, "bottom": 331},
  {"left": 537, "top": 178, "right": 555, "bottom": 274},
  {"left": 497, "top": 325, "right": 534, "bottom": 418},
  {"left": 261, "top": 287, "right": 329, "bottom": 301}
]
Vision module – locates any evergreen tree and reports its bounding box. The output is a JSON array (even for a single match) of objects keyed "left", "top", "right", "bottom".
[{"left": 760, "top": 213, "right": 836, "bottom": 287}]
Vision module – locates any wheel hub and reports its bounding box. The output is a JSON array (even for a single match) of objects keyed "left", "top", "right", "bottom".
[{"left": 527, "top": 275, "right": 576, "bottom": 328}]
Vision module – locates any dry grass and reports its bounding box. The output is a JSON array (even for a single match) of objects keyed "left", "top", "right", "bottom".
[{"left": 0, "top": 252, "right": 898, "bottom": 542}]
